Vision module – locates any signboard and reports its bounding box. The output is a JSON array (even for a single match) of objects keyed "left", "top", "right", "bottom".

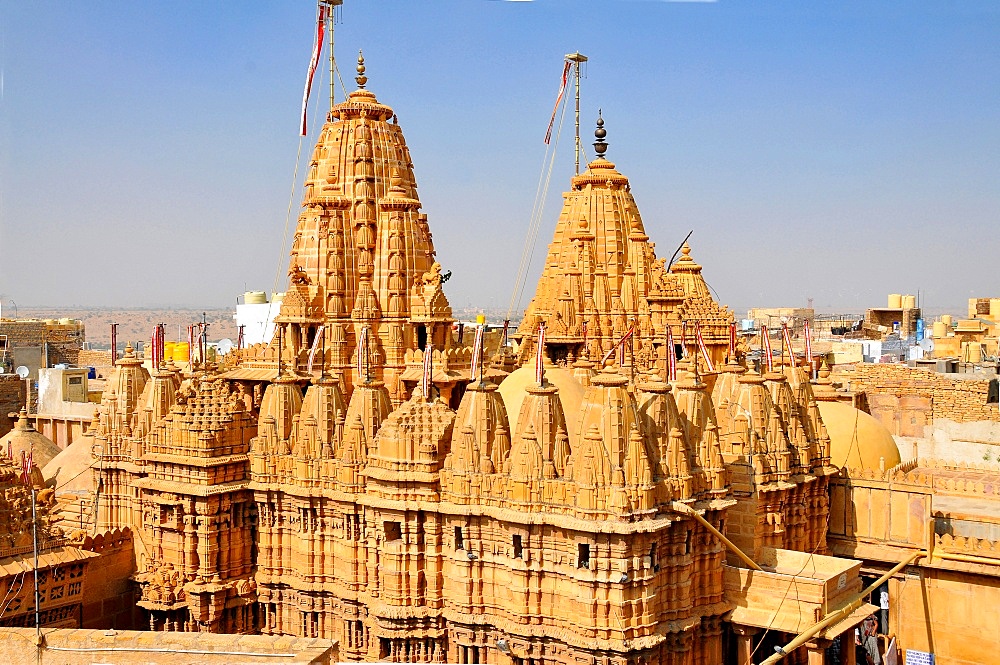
[{"left": 904, "top": 650, "right": 934, "bottom": 665}]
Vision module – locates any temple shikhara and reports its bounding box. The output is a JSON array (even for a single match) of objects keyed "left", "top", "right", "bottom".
[{"left": 9, "top": 12, "right": 1000, "bottom": 665}]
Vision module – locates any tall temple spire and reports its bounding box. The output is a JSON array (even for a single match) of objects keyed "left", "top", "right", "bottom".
[{"left": 250, "top": 50, "right": 453, "bottom": 403}]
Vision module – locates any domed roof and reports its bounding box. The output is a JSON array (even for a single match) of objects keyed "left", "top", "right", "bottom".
[
  {"left": 42, "top": 432, "right": 95, "bottom": 491},
  {"left": 0, "top": 410, "right": 61, "bottom": 469},
  {"left": 816, "top": 401, "right": 900, "bottom": 471},
  {"left": 498, "top": 364, "right": 585, "bottom": 447}
]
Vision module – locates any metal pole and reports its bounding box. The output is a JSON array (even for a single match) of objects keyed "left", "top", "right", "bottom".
[
  {"left": 673, "top": 502, "right": 762, "bottom": 571},
  {"left": 574, "top": 59, "right": 581, "bottom": 174},
  {"left": 32, "top": 488, "right": 41, "bottom": 645},
  {"left": 327, "top": 1, "right": 335, "bottom": 111},
  {"left": 760, "top": 550, "right": 925, "bottom": 665}
]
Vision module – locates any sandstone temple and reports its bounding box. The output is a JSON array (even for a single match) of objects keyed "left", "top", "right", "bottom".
[{"left": 15, "top": 43, "right": 1000, "bottom": 665}]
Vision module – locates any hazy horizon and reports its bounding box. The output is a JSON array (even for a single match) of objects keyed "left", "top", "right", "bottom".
[{"left": 2, "top": 1, "right": 998, "bottom": 319}]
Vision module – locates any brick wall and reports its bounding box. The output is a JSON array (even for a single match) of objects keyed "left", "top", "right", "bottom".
[
  {"left": 0, "top": 320, "right": 85, "bottom": 366},
  {"left": 77, "top": 348, "right": 113, "bottom": 368},
  {"left": 0, "top": 374, "right": 26, "bottom": 437},
  {"left": 850, "top": 363, "right": 1000, "bottom": 423}
]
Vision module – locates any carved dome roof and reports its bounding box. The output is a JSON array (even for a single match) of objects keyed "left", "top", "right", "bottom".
[{"left": 0, "top": 409, "right": 61, "bottom": 469}]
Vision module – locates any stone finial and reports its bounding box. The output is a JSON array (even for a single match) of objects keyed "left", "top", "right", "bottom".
[
  {"left": 593, "top": 110, "right": 608, "bottom": 159},
  {"left": 356, "top": 50, "right": 368, "bottom": 89}
]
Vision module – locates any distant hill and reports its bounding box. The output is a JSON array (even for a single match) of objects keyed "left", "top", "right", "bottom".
[{"left": 17, "top": 307, "right": 236, "bottom": 347}]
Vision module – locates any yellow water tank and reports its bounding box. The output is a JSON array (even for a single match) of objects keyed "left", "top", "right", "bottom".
[
  {"left": 244, "top": 291, "right": 267, "bottom": 305},
  {"left": 172, "top": 342, "right": 190, "bottom": 363},
  {"left": 887, "top": 294, "right": 902, "bottom": 308},
  {"left": 902, "top": 294, "right": 916, "bottom": 309},
  {"left": 164, "top": 341, "right": 176, "bottom": 359},
  {"left": 942, "top": 314, "right": 953, "bottom": 326},
  {"left": 932, "top": 321, "right": 947, "bottom": 338},
  {"left": 963, "top": 342, "right": 983, "bottom": 363}
]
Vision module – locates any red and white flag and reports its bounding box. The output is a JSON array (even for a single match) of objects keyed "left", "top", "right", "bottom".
[
  {"left": 470, "top": 325, "right": 486, "bottom": 383},
  {"left": 601, "top": 324, "right": 635, "bottom": 365},
  {"left": 728, "top": 323, "right": 737, "bottom": 362},
  {"left": 781, "top": 323, "right": 795, "bottom": 368},
  {"left": 300, "top": 4, "right": 329, "bottom": 137},
  {"left": 150, "top": 326, "right": 159, "bottom": 369},
  {"left": 355, "top": 327, "right": 368, "bottom": 380},
  {"left": 20, "top": 451, "right": 31, "bottom": 485},
  {"left": 421, "top": 343, "right": 433, "bottom": 401},
  {"left": 804, "top": 320, "right": 814, "bottom": 363},
  {"left": 307, "top": 325, "right": 326, "bottom": 375},
  {"left": 666, "top": 326, "right": 677, "bottom": 382},
  {"left": 761, "top": 325, "right": 774, "bottom": 372},
  {"left": 696, "top": 322, "right": 715, "bottom": 373},
  {"left": 544, "top": 61, "right": 573, "bottom": 145},
  {"left": 535, "top": 323, "right": 546, "bottom": 385}
]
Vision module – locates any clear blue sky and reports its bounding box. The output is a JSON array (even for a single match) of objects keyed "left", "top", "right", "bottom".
[{"left": 1, "top": 1, "right": 998, "bottom": 317}]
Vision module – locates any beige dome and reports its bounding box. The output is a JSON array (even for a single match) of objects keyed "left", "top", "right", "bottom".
[
  {"left": 498, "top": 364, "right": 586, "bottom": 448},
  {"left": 42, "top": 432, "right": 95, "bottom": 491},
  {"left": 0, "top": 410, "right": 61, "bottom": 469},
  {"left": 816, "top": 401, "right": 900, "bottom": 471}
]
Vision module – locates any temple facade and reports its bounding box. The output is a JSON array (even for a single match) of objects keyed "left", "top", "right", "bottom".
[{"left": 63, "top": 51, "right": 886, "bottom": 665}]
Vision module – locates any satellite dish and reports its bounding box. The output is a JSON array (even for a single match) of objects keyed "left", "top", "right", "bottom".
[
  {"left": 216, "top": 338, "right": 234, "bottom": 356},
  {"left": 15, "top": 366, "right": 29, "bottom": 379},
  {"left": 919, "top": 338, "right": 935, "bottom": 352}
]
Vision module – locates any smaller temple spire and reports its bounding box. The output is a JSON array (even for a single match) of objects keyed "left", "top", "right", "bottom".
[
  {"left": 593, "top": 110, "right": 608, "bottom": 159},
  {"left": 356, "top": 50, "right": 368, "bottom": 89}
]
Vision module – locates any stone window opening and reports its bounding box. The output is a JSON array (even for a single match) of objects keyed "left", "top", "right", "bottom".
[
  {"left": 685, "top": 530, "right": 692, "bottom": 555},
  {"left": 384, "top": 520, "right": 402, "bottom": 542},
  {"left": 578, "top": 543, "right": 591, "bottom": 569},
  {"left": 455, "top": 526, "right": 464, "bottom": 551},
  {"left": 513, "top": 534, "right": 523, "bottom": 559},
  {"left": 649, "top": 542, "right": 660, "bottom": 572}
]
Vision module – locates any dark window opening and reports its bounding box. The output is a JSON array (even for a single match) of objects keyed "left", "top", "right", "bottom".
[
  {"left": 649, "top": 542, "right": 659, "bottom": 571},
  {"left": 384, "top": 521, "right": 402, "bottom": 542},
  {"left": 685, "top": 530, "right": 692, "bottom": 555},
  {"left": 578, "top": 543, "right": 591, "bottom": 569},
  {"left": 513, "top": 534, "right": 523, "bottom": 559},
  {"left": 455, "top": 526, "right": 464, "bottom": 550},
  {"left": 416, "top": 324, "right": 428, "bottom": 350},
  {"left": 674, "top": 344, "right": 684, "bottom": 360}
]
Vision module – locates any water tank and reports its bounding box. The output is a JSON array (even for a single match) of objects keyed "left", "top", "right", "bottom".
[
  {"left": 942, "top": 314, "right": 953, "bottom": 326},
  {"left": 164, "top": 341, "right": 176, "bottom": 359},
  {"left": 244, "top": 291, "right": 267, "bottom": 305},
  {"left": 888, "top": 294, "right": 902, "bottom": 308},
  {"left": 58, "top": 317, "right": 73, "bottom": 325},
  {"left": 932, "top": 321, "right": 947, "bottom": 338},
  {"left": 902, "top": 294, "right": 916, "bottom": 309},
  {"left": 172, "top": 342, "right": 191, "bottom": 363}
]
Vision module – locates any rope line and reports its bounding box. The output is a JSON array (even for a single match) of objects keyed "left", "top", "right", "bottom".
[{"left": 505, "top": 68, "right": 574, "bottom": 323}]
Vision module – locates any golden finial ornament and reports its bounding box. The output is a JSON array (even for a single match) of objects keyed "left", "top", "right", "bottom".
[
  {"left": 356, "top": 50, "right": 368, "bottom": 89},
  {"left": 593, "top": 110, "right": 608, "bottom": 159}
]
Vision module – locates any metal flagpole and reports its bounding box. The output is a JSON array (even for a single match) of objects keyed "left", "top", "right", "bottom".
[{"left": 566, "top": 52, "right": 588, "bottom": 175}]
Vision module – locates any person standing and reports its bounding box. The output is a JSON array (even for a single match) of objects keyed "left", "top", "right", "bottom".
[
  {"left": 862, "top": 617, "right": 882, "bottom": 665},
  {"left": 879, "top": 586, "right": 890, "bottom": 634}
]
